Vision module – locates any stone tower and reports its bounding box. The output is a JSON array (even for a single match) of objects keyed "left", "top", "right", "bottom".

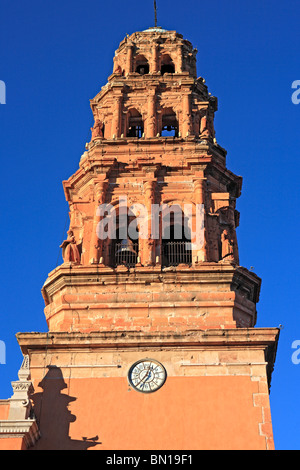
[{"left": 0, "top": 27, "right": 279, "bottom": 450}]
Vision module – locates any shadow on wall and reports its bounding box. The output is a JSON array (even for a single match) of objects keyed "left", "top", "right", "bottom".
[{"left": 30, "top": 366, "right": 101, "bottom": 450}]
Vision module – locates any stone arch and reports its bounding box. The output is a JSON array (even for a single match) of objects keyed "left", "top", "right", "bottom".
[
  {"left": 134, "top": 54, "right": 150, "bottom": 75},
  {"left": 161, "top": 107, "right": 179, "bottom": 137},
  {"left": 103, "top": 202, "right": 139, "bottom": 267},
  {"left": 160, "top": 54, "right": 175, "bottom": 75},
  {"left": 126, "top": 107, "right": 144, "bottom": 138},
  {"left": 160, "top": 202, "right": 192, "bottom": 267}
]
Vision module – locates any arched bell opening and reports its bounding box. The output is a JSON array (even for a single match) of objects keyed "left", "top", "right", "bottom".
[
  {"left": 127, "top": 108, "right": 144, "bottom": 138},
  {"left": 161, "top": 108, "right": 179, "bottom": 137},
  {"left": 161, "top": 206, "right": 192, "bottom": 267},
  {"left": 109, "top": 211, "right": 139, "bottom": 268},
  {"left": 161, "top": 54, "right": 175, "bottom": 75},
  {"left": 135, "top": 55, "right": 149, "bottom": 75}
]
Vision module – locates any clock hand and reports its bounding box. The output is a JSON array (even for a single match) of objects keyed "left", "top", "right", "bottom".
[
  {"left": 136, "top": 365, "right": 152, "bottom": 386},
  {"left": 135, "top": 368, "right": 150, "bottom": 386},
  {"left": 144, "top": 365, "right": 153, "bottom": 382}
]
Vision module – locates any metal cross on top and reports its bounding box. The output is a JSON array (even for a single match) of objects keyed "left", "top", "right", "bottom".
[{"left": 154, "top": 0, "right": 158, "bottom": 27}]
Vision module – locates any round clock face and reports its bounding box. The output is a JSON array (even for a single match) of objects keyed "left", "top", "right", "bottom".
[{"left": 128, "top": 359, "right": 167, "bottom": 393}]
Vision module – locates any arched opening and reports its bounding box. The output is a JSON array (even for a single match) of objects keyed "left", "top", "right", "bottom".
[
  {"left": 135, "top": 55, "right": 149, "bottom": 75},
  {"left": 161, "top": 108, "right": 179, "bottom": 137},
  {"left": 161, "top": 55, "right": 175, "bottom": 75},
  {"left": 127, "top": 108, "right": 144, "bottom": 138},
  {"left": 109, "top": 210, "right": 139, "bottom": 268},
  {"left": 161, "top": 206, "right": 192, "bottom": 267}
]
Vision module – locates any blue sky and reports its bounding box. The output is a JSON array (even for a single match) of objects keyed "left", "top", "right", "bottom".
[{"left": 0, "top": 0, "right": 299, "bottom": 450}]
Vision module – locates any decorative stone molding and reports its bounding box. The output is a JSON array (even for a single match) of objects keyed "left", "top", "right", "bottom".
[
  {"left": 0, "top": 420, "right": 40, "bottom": 448},
  {"left": 0, "top": 356, "right": 40, "bottom": 449},
  {"left": 8, "top": 355, "right": 34, "bottom": 421}
]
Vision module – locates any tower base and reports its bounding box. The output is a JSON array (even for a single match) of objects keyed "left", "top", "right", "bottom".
[{"left": 12, "top": 327, "right": 279, "bottom": 450}]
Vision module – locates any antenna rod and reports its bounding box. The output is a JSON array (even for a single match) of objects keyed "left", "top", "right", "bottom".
[{"left": 154, "top": 0, "right": 158, "bottom": 27}]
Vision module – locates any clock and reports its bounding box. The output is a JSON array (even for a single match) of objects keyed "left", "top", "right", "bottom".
[{"left": 128, "top": 359, "right": 167, "bottom": 393}]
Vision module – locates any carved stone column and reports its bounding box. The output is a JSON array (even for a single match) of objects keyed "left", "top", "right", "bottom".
[
  {"left": 182, "top": 92, "right": 192, "bottom": 137},
  {"left": 142, "top": 180, "right": 156, "bottom": 265},
  {"left": 111, "top": 93, "right": 123, "bottom": 138},
  {"left": 147, "top": 91, "right": 156, "bottom": 138},
  {"left": 89, "top": 180, "right": 108, "bottom": 264},
  {"left": 193, "top": 179, "right": 208, "bottom": 262},
  {"left": 176, "top": 44, "right": 183, "bottom": 72},
  {"left": 126, "top": 44, "right": 134, "bottom": 74},
  {"left": 151, "top": 44, "right": 159, "bottom": 73}
]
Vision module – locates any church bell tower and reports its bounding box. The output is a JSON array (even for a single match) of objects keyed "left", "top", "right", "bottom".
[{"left": 0, "top": 27, "right": 279, "bottom": 450}]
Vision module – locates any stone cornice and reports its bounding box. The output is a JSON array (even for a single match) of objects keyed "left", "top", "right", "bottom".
[
  {"left": 62, "top": 140, "right": 232, "bottom": 199},
  {"left": 16, "top": 328, "right": 280, "bottom": 388},
  {"left": 0, "top": 420, "right": 40, "bottom": 448},
  {"left": 91, "top": 72, "right": 198, "bottom": 104},
  {"left": 41, "top": 263, "right": 261, "bottom": 306},
  {"left": 16, "top": 327, "right": 280, "bottom": 350}
]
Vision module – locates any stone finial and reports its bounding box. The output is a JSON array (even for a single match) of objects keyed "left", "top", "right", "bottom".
[
  {"left": 0, "top": 355, "right": 40, "bottom": 448},
  {"left": 18, "top": 355, "right": 30, "bottom": 381},
  {"left": 8, "top": 355, "right": 34, "bottom": 421}
]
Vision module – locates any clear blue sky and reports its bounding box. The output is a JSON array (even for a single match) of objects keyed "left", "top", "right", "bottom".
[{"left": 0, "top": 0, "right": 299, "bottom": 450}]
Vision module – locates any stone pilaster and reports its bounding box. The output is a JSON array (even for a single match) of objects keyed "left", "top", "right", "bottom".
[
  {"left": 147, "top": 91, "right": 157, "bottom": 138},
  {"left": 89, "top": 180, "right": 108, "bottom": 264}
]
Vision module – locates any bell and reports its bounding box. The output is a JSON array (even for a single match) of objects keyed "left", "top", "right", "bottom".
[
  {"left": 115, "top": 239, "right": 138, "bottom": 267},
  {"left": 116, "top": 239, "right": 137, "bottom": 255}
]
